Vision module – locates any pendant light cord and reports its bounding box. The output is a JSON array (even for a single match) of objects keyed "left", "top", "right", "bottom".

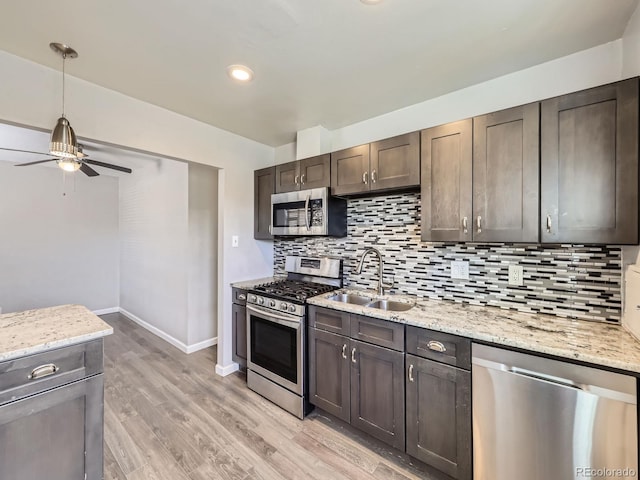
[{"left": 61, "top": 53, "right": 66, "bottom": 117}]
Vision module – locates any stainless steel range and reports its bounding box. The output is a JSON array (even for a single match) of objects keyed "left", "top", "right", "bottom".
[{"left": 246, "top": 256, "right": 342, "bottom": 419}]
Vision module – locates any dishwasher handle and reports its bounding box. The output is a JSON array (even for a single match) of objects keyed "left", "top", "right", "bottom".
[{"left": 509, "top": 366, "right": 582, "bottom": 391}]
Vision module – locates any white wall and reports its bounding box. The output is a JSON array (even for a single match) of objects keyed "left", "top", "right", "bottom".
[
  {"left": 0, "top": 162, "right": 119, "bottom": 313},
  {"left": 329, "top": 41, "right": 624, "bottom": 151},
  {"left": 119, "top": 158, "right": 189, "bottom": 344},
  {"left": 188, "top": 163, "right": 218, "bottom": 346},
  {"left": 623, "top": 3, "right": 640, "bottom": 77},
  {"left": 0, "top": 50, "right": 274, "bottom": 374}
]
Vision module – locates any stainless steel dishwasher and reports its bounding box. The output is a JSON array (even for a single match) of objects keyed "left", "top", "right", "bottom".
[{"left": 472, "top": 344, "right": 638, "bottom": 480}]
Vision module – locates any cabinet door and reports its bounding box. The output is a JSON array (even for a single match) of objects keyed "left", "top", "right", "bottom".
[
  {"left": 473, "top": 103, "right": 540, "bottom": 242},
  {"left": 541, "top": 78, "right": 639, "bottom": 244},
  {"left": 331, "top": 144, "right": 371, "bottom": 196},
  {"left": 300, "top": 154, "right": 331, "bottom": 190},
  {"left": 0, "top": 375, "right": 103, "bottom": 480},
  {"left": 421, "top": 120, "right": 473, "bottom": 242},
  {"left": 275, "top": 160, "right": 300, "bottom": 193},
  {"left": 309, "top": 328, "right": 350, "bottom": 422},
  {"left": 232, "top": 303, "right": 247, "bottom": 368},
  {"left": 370, "top": 132, "right": 420, "bottom": 191},
  {"left": 406, "top": 355, "right": 471, "bottom": 480},
  {"left": 350, "top": 339, "right": 405, "bottom": 450},
  {"left": 254, "top": 167, "right": 275, "bottom": 240}
]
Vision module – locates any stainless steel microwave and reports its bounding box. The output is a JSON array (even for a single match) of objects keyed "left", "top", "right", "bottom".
[{"left": 271, "top": 187, "right": 347, "bottom": 237}]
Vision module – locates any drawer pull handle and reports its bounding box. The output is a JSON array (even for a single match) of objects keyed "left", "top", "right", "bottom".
[
  {"left": 237, "top": 293, "right": 246, "bottom": 300},
  {"left": 351, "top": 347, "right": 356, "bottom": 364},
  {"left": 408, "top": 364, "right": 414, "bottom": 382},
  {"left": 342, "top": 344, "right": 347, "bottom": 359},
  {"left": 28, "top": 363, "right": 59, "bottom": 380},
  {"left": 427, "top": 341, "right": 446, "bottom": 353}
]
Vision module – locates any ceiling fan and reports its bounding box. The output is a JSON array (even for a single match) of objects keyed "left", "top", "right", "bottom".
[{"left": 0, "top": 43, "right": 132, "bottom": 177}]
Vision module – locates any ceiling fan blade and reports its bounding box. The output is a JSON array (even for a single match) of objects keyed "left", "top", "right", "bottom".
[
  {"left": 84, "top": 159, "right": 132, "bottom": 174},
  {"left": 15, "top": 158, "right": 58, "bottom": 166},
  {"left": 79, "top": 163, "right": 99, "bottom": 177},
  {"left": 0, "top": 147, "right": 51, "bottom": 156}
]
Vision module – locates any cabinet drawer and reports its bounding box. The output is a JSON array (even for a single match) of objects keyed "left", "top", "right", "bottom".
[
  {"left": 309, "top": 306, "right": 350, "bottom": 335},
  {"left": 232, "top": 287, "right": 247, "bottom": 306},
  {"left": 350, "top": 315, "right": 404, "bottom": 351},
  {"left": 0, "top": 339, "right": 103, "bottom": 406},
  {"left": 406, "top": 327, "right": 470, "bottom": 370}
]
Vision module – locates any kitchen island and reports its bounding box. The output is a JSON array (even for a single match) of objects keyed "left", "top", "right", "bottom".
[{"left": 0, "top": 304, "right": 112, "bottom": 480}]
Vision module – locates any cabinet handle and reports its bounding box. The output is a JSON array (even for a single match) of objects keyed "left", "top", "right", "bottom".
[
  {"left": 268, "top": 225, "right": 272, "bottom": 235},
  {"left": 342, "top": 344, "right": 347, "bottom": 359},
  {"left": 294, "top": 175, "right": 299, "bottom": 185},
  {"left": 408, "top": 364, "right": 414, "bottom": 382},
  {"left": 237, "top": 293, "right": 246, "bottom": 300},
  {"left": 362, "top": 171, "right": 368, "bottom": 185},
  {"left": 476, "top": 216, "right": 482, "bottom": 234},
  {"left": 351, "top": 347, "right": 356, "bottom": 363},
  {"left": 462, "top": 216, "right": 468, "bottom": 234},
  {"left": 301, "top": 174, "right": 306, "bottom": 185},
  {"left": 427, "top": 340, "right": 447, "bottom": 353},
  {"left": 371, "top": 169, "right": 377, "bottom": 183},
  {"left": 28, "top": 363, "right": 59, "bottom": 380},
  {"left": 546, "top": 214, "right": 552, "bottom": 233}
]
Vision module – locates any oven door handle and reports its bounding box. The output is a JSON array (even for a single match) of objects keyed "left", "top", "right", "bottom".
[{"left": 246, "top": 304, "right": 301, "bottom": 329}]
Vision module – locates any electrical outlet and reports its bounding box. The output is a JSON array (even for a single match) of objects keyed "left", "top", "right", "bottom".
[
  {"left": 451, "top": 261, "right": 469, "bottom": 280},
  {"left": 232, "top": 235, "right": 239, "bottom": 248},
  {"left": 508, "top": 265, "right": 524, "bottom": 286}
]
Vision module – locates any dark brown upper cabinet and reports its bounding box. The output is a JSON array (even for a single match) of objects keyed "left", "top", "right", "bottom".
[
  {"left": 254, "top": 166, "right": 275, "bottom": 240},
  {"left": 331, "top": 132, "right": 420, "bottom": 196},
  {"left": 421, "top": 119, "right": 473, "bottom": 242},
  {"left": 541, "top": 78, "right": 639, "bottom": 244},
  {"left": 473, "top": 103, "right": 540, "bottom": 243},
  {"left": 275, "top": 155, "right": 331, "bottom": 193}
]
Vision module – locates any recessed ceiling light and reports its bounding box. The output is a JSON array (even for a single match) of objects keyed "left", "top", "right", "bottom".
[{"left": 227, "top": 65, "right": 254, "bottom": 83}]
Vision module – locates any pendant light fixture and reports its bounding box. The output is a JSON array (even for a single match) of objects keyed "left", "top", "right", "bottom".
[{"left": 49, "top": 42, "right": 81, "bottom": 171}]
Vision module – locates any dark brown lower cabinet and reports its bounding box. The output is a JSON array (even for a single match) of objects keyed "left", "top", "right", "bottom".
[
  {"left": 309, "top": 327, "right": 350, "bottom": 422},
  {"left": 0, "top": 368, "right": 104, "bottom": 480},
  {"left": 406, "top": 354, "right": 471, "bottom": 480},
  {"left": 232, "top": 303, "right": 247, "bottom": 368},
  {"left": 309, "top": 328, "right": 405, "bottom": 450},
  {"left": 351, "top": 339, "right": 405, "bottom": 450}
]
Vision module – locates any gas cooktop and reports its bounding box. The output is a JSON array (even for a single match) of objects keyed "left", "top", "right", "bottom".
[{"left": 251, "top": 279, "right": 337, "bottom": 304}]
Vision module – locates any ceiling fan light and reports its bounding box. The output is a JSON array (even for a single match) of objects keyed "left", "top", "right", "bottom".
[
  {"left": 57, "top": 158, "right": 82, "bottom": 172},
  {"left": 49, "top": 117, "right": 78, "bottom": 158}
]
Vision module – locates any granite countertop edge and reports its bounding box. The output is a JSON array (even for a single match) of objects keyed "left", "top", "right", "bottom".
[
  {"left": 0, "top": 304, "right": 114, "bottom": 362},
  {"left": 307, "top": 288, "right": 640, "bottom": 375}
]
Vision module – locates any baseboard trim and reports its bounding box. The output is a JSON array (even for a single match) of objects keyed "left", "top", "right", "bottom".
[
  {"left": 118, "top": 308, "right": 217, "bottom": 354},
  {"left": 216, "top": 363, "right": 239, "bottom": 377},
  {"left": 93, "top": 307, "right": 120, "bottom": 316}
]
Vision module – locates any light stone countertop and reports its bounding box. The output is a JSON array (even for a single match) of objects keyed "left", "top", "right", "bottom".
[
  {"left": 0, "top": 304, "right": 113, "bottom": 362},
  {"left": 230, "top": 276, "right": 285, "bottom": 290},
  {"left": 308, "top": 288, "right": 640, "bottom": 375}
]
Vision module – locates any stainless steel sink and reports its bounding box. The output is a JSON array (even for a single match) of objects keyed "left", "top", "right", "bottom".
[
  {"left": 366, "top": 300, "right": 414, "bottom": 312},
  {"left": 328, "top": 293, "right": 373, "bottom": 305}
]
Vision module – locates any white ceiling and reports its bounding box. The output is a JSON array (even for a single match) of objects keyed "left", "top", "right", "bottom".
[{"left": 0, "top": 0, "right": 637, "bottom": 147}]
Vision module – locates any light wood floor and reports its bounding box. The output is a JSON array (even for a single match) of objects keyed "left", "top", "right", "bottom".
[{"left": 102, "top": 313, "right": 442, "bottom": 480}]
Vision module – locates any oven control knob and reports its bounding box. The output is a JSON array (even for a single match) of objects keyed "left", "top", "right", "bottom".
[
  {"left": 280, "top": 302, "right": 288, "bottom": 310},
  {"left": 289, "top": 305, "right": 297, "bottom": 313},
  {"left": 257, "top": 297, "right": 264, "bottom": 305},
  {"left": 269, "top": 300, "right": 276, "bottom": 307},
  {"left": 248, "top": 294, "right": 257, "bottom": 303}
]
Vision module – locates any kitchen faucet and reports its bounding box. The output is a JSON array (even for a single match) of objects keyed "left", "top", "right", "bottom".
[{"left": 355, "top": 247, "right": 394, "bottom": 295}]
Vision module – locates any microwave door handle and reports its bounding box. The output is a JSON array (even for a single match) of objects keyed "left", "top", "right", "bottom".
[{"left": 305, "top": 194, "right": 311, "bottom": 231}]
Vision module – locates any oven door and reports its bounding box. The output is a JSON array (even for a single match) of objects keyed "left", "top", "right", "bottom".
[{"left": 246, "top": 304, "right": 303, "bottom": 395}]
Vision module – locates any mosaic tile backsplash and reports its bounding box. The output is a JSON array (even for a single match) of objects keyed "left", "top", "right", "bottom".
[{"left": 274, "top": 192, "right": 622, "bottom": 323}]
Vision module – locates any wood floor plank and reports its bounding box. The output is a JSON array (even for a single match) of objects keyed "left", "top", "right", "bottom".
[{"left": 101, "top": 313, "right": 434, "bottom": 480}]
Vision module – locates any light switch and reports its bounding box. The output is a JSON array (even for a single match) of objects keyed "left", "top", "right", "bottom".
[{"left": 232, "top": 235, "right": 239, "bottom": 248}]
